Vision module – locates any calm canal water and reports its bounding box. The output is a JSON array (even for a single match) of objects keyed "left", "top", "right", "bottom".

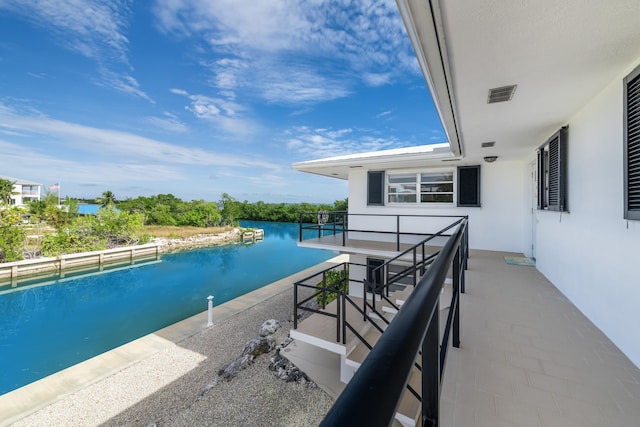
[{"left": 0, "top": 221, "right": 334, "bottom": 395}]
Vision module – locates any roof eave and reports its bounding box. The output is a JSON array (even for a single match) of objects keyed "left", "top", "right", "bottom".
[{"left": 396, "top": 0, "right": 463, "bottom": 157}]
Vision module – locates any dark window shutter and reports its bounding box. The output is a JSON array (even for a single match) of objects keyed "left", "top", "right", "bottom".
[
  {"left": 457, "top": 165, "right": 481, "bottom": 207},
  {"left": 538, "top": 127, "right": 568, "bottom": 212},
  {"left": 366, "top": 258, "right": 385, "bottom": 295},
  {"left": 537, "top": 148, "right": 544, "bottom": 209},
  {"left": 547, "top": 135, "right": 560, "bottom": 209},
  {"left": 367, "top": 171, "right": 385, "bottom": 206},
  {"left": 625, "top": 66, "right": 640, "bottom": 220}
]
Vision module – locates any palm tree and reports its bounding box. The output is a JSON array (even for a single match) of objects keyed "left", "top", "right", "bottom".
[
  {"left": 0, "top": 178, "right": 17, "bottom": 205},
  {"left": 97, "top": 190, "right": 117, "bottom": 210}
]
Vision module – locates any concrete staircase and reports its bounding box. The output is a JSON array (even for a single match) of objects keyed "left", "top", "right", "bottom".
[{"left": 289, "top": 279, "right": 453, "bottom": 427}]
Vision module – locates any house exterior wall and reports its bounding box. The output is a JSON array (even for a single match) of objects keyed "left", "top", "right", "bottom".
[
  {"left": 535, "top": 60, "right": 640, "bottom": 368},
  {"left": 347, "top": 162, "right": 527, "bottom": 253},
  {"left": 10, "top": 183, "right": 23, "bottom": 206}
]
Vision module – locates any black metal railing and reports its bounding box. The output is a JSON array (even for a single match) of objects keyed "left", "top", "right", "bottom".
[
  {"left": 293, "top": 261, "right": 391, "bottom": 345},
  {"left": 299, "top": 212, "right": 466, "bottom": 252},
  {"left": 319, "top": 219, "right": 468, "bottom": 427},
  {"left": 365, "top": 216, "right": 468, "bottom": 316},
  {"left": 299, "top": 210, "right": 348, "bottom": 245},
  {"left": 293, "top": 262, "right": 358, "bottom": 343}
]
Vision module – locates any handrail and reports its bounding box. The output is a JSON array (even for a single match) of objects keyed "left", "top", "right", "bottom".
[
  {"left": 320, "top": 219, "right": 467, "bottom": 427},
  {"left": 293, "top": 262, "right": 359, "bottom": 342},
  {"left": 298, "top": 211, "right": 466, "bottom": 251},
  {"left": 366, "top": 217, "right": 466, "bottom": 315}
]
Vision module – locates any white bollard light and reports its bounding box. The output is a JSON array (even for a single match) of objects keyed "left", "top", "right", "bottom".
[{"left": 207, "top": 295, "right": 214, "bottom": 326}]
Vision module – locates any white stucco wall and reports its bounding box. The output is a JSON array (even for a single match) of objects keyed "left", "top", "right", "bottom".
[
  {"left": 347, "top": 161, "right": 527, "bottom": 253},
  {"left": 535, "top": 62, "right": 640, "bottom": 368}
]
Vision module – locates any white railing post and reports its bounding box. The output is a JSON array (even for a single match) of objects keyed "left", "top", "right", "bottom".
[{"left": 207, "top": 295, "right": 214, "bottom": 326}]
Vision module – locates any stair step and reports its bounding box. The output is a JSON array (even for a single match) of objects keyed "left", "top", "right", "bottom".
[
  {"left": 396, "top": 367, "right": 422, "bottom": 426},
  {"left": 346, "top": 328, "right": 381, "bottom": 367}
]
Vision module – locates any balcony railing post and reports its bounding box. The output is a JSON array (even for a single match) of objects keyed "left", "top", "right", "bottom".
[
  {"left": 299, "top": 213, "right": 303, "bottom": 242},
  {"left": 362, "top": 278, "right": 368, "bottom": 321},
  {"left": 333, "top": 213, "right": 337, "bottom": 235},
  {"left": 343, "top": 213, "right": 348, "bottom": 246},
  {"left": 322, "top": 271, "right": 327, "bottom": 309},
  {"left": 462, "top": 221, "right": 468, "bottom": 293},
  {"left": 422, "top": 299, "right": 440, "bottom": 427},
  {"left": 413, "top": 249, "right": 417, "bottom": 287},
  {"left": 294, "top": 282, "right": 299, "bottom": 330},
  {"left": 342, "top": 291, "right": 347, "bottom": 345},
  {"left": 453, "top": 248, "right": 461, "bottom": 348},
  {"left": 396, "top": 215, "right": 401, "bottom": 252},
  {"left": 337, "top": 280, "right": 342, "bottom": 343}
]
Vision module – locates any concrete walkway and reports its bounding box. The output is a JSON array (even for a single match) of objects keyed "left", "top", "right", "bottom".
[
  {"left": 440, "top": 250, "right": 640, "bottom": 427},
  {"left": 0, "top": 254, "right": 348, "bottom": 426}
]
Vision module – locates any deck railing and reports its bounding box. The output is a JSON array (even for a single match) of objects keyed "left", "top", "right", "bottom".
[
  {"left": 366, "top": 216, "right": 468, "bottom": 315},
  {"left": 320, "top": 219, "right": 468, "bottom": 427},
  {"left": 298, "top": 211, "right": 466, "bottom": 252},
  {"left": 293, "top": 261, "right": 356, "bottom": 342}
]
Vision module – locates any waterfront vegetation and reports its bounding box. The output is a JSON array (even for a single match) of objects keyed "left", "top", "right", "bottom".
[
  {"left": 316, "top": 268, "right": 349, "bottom": 306},
  {"left": 118, "top": 193, "right": 347, "bottom": 226},
  {"left": 0, "top": 181, "right": 347, "bottom": 262}
]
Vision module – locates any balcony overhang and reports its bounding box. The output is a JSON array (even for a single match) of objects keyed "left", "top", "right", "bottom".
[
  {"left": 291, "top": 143, "right": 456, "bottom": 179},
  {"left": 397, "top": 0, "right": 640, "bottom": 163}
]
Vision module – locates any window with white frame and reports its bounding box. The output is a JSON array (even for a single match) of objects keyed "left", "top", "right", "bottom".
[
  {"left": 387, "top": 170, "right": 454, "bottom": 204},
  {"left": 420, "top": 171, "right": 454, "bottom": 203}
]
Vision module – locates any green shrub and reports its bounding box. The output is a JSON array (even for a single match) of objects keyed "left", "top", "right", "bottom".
[
  {"left": 0, "top": 208, "right": 26, "bottom": 262},
  {"left": 316, "top": 268, "right": 348, "bottom": 306}
]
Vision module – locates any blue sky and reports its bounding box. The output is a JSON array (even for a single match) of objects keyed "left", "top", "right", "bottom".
[{"left": 0, "top": 0, "right": 444, "bottom": 203}]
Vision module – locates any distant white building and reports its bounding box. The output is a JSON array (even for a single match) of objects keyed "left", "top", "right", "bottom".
[{"left": 0, "top": 175, "right": 42, "bottom": 206}]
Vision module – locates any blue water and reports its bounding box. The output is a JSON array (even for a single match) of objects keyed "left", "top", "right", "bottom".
[
  {"left": 0, "top": 221, "right": 333, "bottom": 395},
  {"left": 77, "top": 203, "right": 119, "bottom": 215}
]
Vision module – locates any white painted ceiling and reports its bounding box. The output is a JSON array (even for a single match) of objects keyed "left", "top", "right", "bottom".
[{"left": 439, "top": 0, "right": 640, "bottom": 163}]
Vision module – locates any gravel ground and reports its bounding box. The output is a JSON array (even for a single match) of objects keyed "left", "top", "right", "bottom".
[{"left": 13, "top": 289, "right": 333, "bottom": 427}]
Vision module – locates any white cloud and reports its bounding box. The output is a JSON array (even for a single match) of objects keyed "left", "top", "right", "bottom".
[
  {"left": 170, "top": 88, "right": 260, "bottom": 138},
  {"left": 363, "top": 72, "right": 392, "bottom": 87},
  {"left": 0, "top": 0, "right": 132, "bottom": 63},
  {"left": 97, "top": 68, "right": 154, "bottom": 102},
  {"left": 0, "top": 0, "right": 154, "bottom": 101},
  {"left": 0, "top": 103, "right": 279, "bottom": 171},
  {"left": 153, "top": 0, "right": 416, "bottom": 105},
  {"left": 147, "top": 112, "right": 188, "bottom": 133},
  {"left": 284, "top": 125, "right": 413, "bottom": 160}
]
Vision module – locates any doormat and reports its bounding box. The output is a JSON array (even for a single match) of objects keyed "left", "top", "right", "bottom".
[{"left": 504, "top": 256, "right": 536, "bottom": 267}]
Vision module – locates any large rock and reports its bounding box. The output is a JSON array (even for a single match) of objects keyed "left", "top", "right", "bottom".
[
  {"left": 259, "top": 319, "right": 281, "bottom": 337},
  {"left": 241, "top": 336, "right": 276, "bottom": 357},
  {"left": 218, "top": 354, "right": 253, "bottom": 381},
  {"left": 218, "top": 337, "right": 276, "bottom": 381},
  {"left": 269, "top": 346, "right": 316, "bottom": 388}
]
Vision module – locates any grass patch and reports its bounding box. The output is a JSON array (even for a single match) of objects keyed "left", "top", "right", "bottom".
[{"left": 144, "top": 225, "right": 235, "bottom": 239}]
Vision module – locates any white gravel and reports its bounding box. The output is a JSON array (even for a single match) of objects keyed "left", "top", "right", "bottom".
[{"left": 12, "top": 289, "right": 333, "bottom": 427}]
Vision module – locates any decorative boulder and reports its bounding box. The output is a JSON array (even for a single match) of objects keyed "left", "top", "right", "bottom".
[
  {"left": 218, "top": 354, "right": 253, "bottom": 381},
  {"left": 241, "top": 337, "right": 276, "bottom": 357},
  {"left": 218, "top": 337, "right": 276, "bottom": 381},
  {"left": 259, "top": 319, "right": 281, "bottom": 337},
  {"left": 269, "top": 347, "right": 316, "bottom": 388}
]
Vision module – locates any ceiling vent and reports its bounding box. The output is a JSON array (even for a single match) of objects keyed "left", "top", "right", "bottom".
[
  {"left": 481, "top": 141, "right": 495, "bottom": 148},
  {"left": 487, "top": 85, "right": 517, "bottom": 104}
]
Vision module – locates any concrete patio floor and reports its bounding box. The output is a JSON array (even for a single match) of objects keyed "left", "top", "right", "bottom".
[{"left": 439, "top": 249, "right": 640, "bottom": 427}]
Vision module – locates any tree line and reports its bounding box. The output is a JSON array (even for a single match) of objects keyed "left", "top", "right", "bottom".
[
  {"left": 0, "top": 177, "right": 347, "bottom": 262},
  {"left": 117, "top": 193, "right": 347, "bottom": 226}
]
